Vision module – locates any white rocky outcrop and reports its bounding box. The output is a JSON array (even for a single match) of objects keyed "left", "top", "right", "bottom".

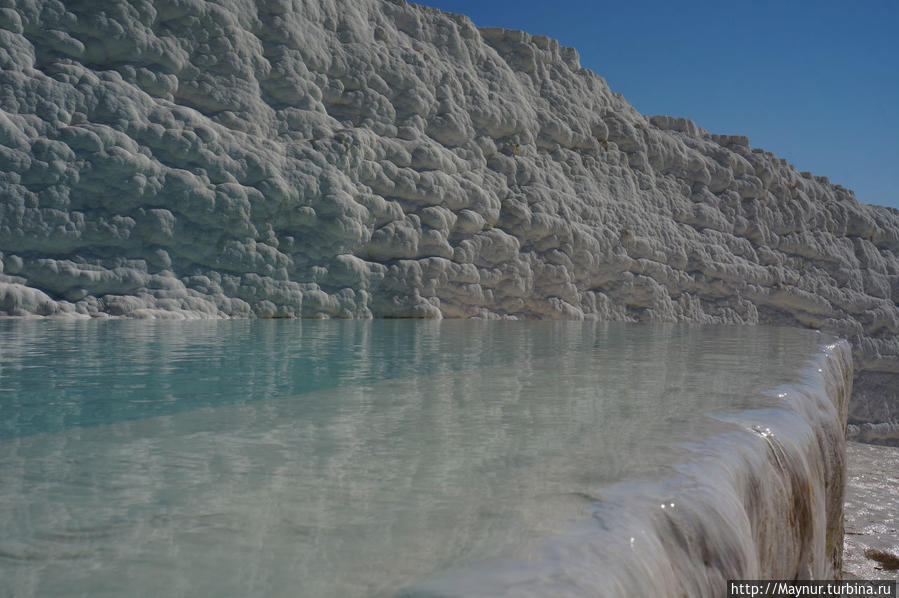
[{"left": 0, "top": 0, "right": 896, "bottom": 431}]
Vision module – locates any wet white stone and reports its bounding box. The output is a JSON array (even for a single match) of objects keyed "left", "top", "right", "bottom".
[{"left": 0, "top": 0, "right": 896, "bottom": 429}]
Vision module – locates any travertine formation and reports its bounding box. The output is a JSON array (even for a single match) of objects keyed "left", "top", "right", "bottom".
[{"left": 0, "top": 0, "right": 896, "bottom": 431}]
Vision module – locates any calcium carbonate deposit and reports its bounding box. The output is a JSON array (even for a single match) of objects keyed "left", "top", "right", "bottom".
[
  {"left": 0, "top": 0, "right": 896, "bottom": 431},
  {"left": 0, "top": 321, "right": 856, "bottom": 596}
]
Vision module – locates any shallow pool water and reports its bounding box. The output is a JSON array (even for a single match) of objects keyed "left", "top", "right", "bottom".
[{"left": 0, "top": 320, "right": 839, "bottom": 597}]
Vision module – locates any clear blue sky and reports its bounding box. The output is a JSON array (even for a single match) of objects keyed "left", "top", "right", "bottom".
[{"left": 416, "top": 0, "right": 899, "bottom": 210}]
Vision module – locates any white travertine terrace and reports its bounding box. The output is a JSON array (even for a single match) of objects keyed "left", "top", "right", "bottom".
[
  {"left": 0, "top": 0, "right": 896, "bottom": 431},
  {"left": 400, "top": 339, "right": 854, "bottom": 595},
  {"left": 0, "top": 322, "right": 857, "bottom": 595}
]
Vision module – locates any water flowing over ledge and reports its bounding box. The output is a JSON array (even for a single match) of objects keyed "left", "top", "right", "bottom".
[
  {"left": 398, "top": 337, "right": 854, "bottom": 597},
  {"left": 0, "top": 322, "right": 852, "bottom": 597}
]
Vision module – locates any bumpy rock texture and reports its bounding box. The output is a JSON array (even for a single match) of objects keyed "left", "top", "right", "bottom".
[{"left": 0, "top": 0, "right": 897, "bottom": 431}]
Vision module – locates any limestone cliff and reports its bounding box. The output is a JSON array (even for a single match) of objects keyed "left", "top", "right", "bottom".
[{"left": 0, "top": 0, "right": 896, "bottom": 433}]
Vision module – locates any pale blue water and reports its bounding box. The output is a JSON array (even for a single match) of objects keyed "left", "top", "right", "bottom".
[{"left": 0, "top": 320, "right": 833, "bottom": 597}]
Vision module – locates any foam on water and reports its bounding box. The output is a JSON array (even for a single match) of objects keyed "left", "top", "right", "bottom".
[{"left": 0, "top": 321, "right": 851, "bottom": 597}]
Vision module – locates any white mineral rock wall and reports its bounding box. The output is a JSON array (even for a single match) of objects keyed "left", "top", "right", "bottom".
[{"left": 0, "top": 0, "right": 896, "bottom": 430}]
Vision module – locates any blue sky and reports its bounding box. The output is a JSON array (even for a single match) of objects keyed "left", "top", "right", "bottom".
[{"left": 416, "top": 0, "right": 899, "bottom": 210}]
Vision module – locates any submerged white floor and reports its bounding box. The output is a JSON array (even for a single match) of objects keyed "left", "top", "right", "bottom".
[{"left": 0, "top": 321, "right": 850, "bottom": 597}]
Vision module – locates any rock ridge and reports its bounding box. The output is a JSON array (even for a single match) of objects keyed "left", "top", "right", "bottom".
[{"left": 0, "top": 0, "right": 896, "bottom": 432}]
